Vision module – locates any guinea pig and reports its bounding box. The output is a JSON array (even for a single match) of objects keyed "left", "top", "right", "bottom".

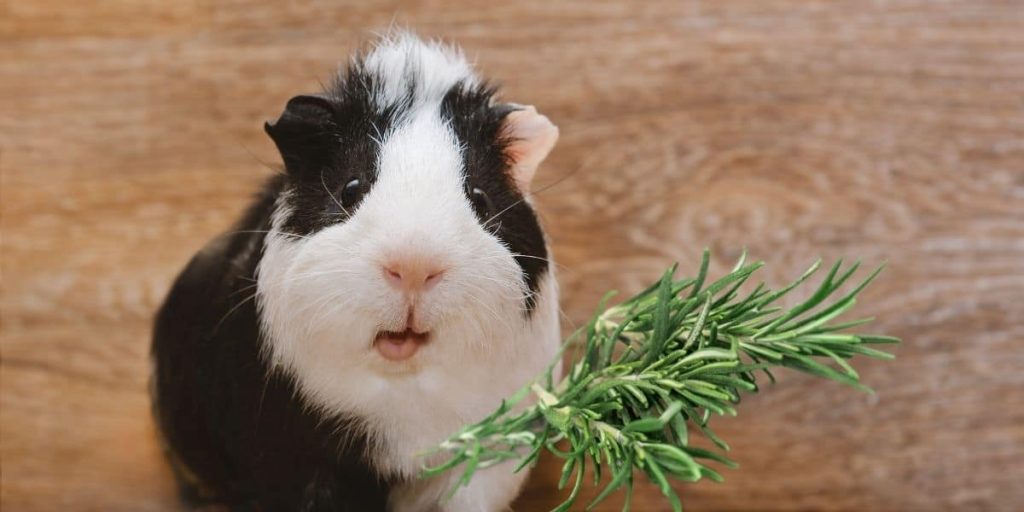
[{"left": 151, "top": 32, "right": 561, "bottom": 512}]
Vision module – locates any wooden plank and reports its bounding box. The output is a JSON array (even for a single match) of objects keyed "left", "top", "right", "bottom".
[{"left": 0, "top": 0, "right": 205, "bottom": 40}]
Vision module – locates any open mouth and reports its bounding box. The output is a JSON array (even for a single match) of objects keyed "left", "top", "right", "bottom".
[{"left": 374, "top": 328, "right": 430, "bottom": 361}]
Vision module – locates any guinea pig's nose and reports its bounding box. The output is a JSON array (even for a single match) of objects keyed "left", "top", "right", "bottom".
[{"left": 382, "top": 256, "right": 447, "bottom": 294}]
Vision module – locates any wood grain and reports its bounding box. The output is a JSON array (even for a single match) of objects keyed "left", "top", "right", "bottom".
[{"left": 2, "top": 1, "right": 1023, "bottom": 510}]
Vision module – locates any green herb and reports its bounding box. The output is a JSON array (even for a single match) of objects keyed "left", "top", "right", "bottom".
[{"left": 423, "top": 251, "right": 898, "bottom": 511}]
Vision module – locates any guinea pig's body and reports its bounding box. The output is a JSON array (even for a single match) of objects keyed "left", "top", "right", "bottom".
[{"left": 152, "top": 33, "right": 561, "bottom": 512}]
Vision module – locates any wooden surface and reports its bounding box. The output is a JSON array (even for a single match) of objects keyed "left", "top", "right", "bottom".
[{"left": 2, "top": 1, "right": 1023, "bottom": 510}]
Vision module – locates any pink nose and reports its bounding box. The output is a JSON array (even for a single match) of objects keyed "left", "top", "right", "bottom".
[{"left": 382, "top": 257, "right": 446, "bottom": 294}]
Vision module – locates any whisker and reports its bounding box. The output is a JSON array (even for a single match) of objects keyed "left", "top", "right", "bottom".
[
  {"left": 280, "top": 267, "right": 363, "bottom": 283},
  {"left": 211, "top": 292, "right": 260, "bottom": 336},
  {"left": 529, "top": 151, "right": 591, "bottom": 198},
  {"left": 230, "top": 282, "right": 260, "bottom": 297},
  {"left": 478, "top": 154, "right": 589, "bottom": 229},
  {"left": 321, "top": 168, "right": 351, "bottom": 218},
  {"left": 483, "top": 201, "right": 521, "bottom": 230},
  {"left": 369, "top": 120, "right": 386, "bottom": 148},
  {"left": 471, "top": 253, "right": 573, "bottom": 275},
  {"left": 460, "top": 272, "right": 523, "bottom": 292},
  {"left": 225, "top": 229, "right": 312, "bottom": 241},
  {"left": 461, "top": 287, "right": 516, "bottom": 337},
  {"left": 306, "top": 294, "right": 361, "bottom": 333}
]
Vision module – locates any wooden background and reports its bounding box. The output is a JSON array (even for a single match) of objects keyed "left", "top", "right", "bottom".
[{"left": 2, "top": 1, "right": 1023, "bottom": 510}]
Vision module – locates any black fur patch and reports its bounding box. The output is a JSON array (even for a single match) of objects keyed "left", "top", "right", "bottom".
[
  {"left": 267, "top": 63, "right": 404, "bottom": 236},
  {"left": 441, "top": 83, "right": 549, "bottom": 311},
  {"left": 152, "top": 175, "right": 394, "bottom": 510}
]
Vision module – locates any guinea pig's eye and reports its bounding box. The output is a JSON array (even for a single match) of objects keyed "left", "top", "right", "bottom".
[
  {"left": 469, "top": 187, "right": 494, "bottom": 221},
  {"left": 341, "top": 178, "right": 364, "bottom": 208}
]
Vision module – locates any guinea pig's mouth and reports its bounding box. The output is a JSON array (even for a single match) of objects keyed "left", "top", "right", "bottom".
[{"left": 374, "top": 328, "right": 430, "bottom": 361}]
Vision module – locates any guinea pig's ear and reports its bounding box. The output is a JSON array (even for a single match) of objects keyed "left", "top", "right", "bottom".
[
  {"left": 501, "top": 105, "right": 559, "bottom": 194},
  {"left": 264, "top": 94, "right": 337, "bottom": 174}
]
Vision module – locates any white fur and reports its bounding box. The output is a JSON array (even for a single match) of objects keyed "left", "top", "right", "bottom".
[
  {"left": 362, "top": 31, "right": 479, "bottom": 114},
  {"left": 257, "top": 35, "right": 560, "bottom": 512}
]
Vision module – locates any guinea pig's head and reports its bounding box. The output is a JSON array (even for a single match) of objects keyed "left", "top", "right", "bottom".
[{"left": 256, "top": 33, "right": 559, "bottom": 415}]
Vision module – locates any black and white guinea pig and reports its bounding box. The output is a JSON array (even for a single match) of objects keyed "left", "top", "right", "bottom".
[{"left": 151, "top": 32, "right": 561, "bottom": 512}]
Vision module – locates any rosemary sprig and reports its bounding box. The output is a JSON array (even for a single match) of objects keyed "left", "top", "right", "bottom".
[{"left": 423, "top": 251, "right": 898, "bottom": 511}]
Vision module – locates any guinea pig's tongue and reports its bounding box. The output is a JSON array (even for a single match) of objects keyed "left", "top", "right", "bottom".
[{"left": 374, "top": 329, "right": 428, "bottom": 361}]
